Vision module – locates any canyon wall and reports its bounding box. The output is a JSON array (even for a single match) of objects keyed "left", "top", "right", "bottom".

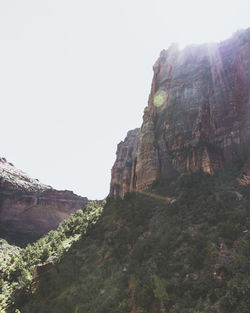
[
  {"left": 0, "top": 157, "right": 88, "bottom": 244},
  {"left": 110, "top": 28, "right": 250, "bottom": 197},
  {"left": 110, "top": 129, "right": 139, "bottom": 198}
]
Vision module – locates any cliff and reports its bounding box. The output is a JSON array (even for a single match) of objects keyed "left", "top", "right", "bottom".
[
  {"left": 0, "top": 157, "right": 88, "bottom": 245},
  {"left": 110, "top": 28, "right": 250, "bottom": 197},
  {"left": 110, "top": 129, "right": 140, "bottom": 198}
]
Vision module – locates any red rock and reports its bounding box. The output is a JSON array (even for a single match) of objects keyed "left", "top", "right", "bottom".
[
  {"left": 110, "top": 28, "right": 250, "bottom": 197},
  {"left": 0, "top": 157, "right": 88, "bottom": 243},
  {"left": 110, "top": 129, "right": 139, "bottom": 198}
]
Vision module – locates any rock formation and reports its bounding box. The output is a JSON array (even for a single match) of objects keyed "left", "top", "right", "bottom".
[
  {"left": 0, "top": 157, "right": 88, "bottom": 244},
  {"left": 110, "top": 28, "right": 250, "bottom": 197},
  {"left": 110, "top": 129, "right": 140, "bottom": 198}
]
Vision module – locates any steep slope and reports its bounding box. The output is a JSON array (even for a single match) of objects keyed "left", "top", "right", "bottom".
[
  {"left": 0, "top": 157, "right": 88, "bottom": 246},
  {"left": 11, "top": 170, "right": 250, "bottom": 313},
  {"left": 110, "top": 28, "right": 250, "bottom": 197},
  {"left": 0, "top": 201, "right": 104, "bottom": 312}
]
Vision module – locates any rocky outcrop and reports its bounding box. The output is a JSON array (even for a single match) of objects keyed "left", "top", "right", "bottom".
[
  {"left": 110, "top": 129, "right": 140, "bottom": 198},
  {"left": 0, "top": 158, "right": 88, "bottom": 245},
  {"left": 110, "top": 28, "right": 250, "bottom": 197}
]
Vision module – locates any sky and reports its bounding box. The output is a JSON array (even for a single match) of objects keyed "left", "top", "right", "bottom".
[{"left": 0, "top": 0, "right": 249, "bottom": 199}]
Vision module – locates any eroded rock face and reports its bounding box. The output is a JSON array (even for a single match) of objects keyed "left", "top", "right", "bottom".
[
  {"left": 110, "top": 129, "right": 140, "bottom": 198},
  {"left": 110, "top": 28, "right": 250, "bottom": 197},
  {"left": 0, "top": 158, "right": 88, "bottom": 244}
]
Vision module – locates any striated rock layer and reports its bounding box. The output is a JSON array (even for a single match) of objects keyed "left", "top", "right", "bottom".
[
  {"left": 0, "top": 157, "right": 88, "bottom": 245},
  {"left": 110, "top": 28, "right": 250, "bottom": 197}
]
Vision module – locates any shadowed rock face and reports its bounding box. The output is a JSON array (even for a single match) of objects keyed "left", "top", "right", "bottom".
[
  {"left": 0, "top": 158, "right": 88, "bottom": 244},
  {"left": 110, "top": 129, "right": 140, "bottom": 198},
  {"left": 110, "top": 28, "right": 250, "bottom": 197}
]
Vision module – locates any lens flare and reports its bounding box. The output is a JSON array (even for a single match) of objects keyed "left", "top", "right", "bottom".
[{"left": 153, "top": 90, "right": 167, "bottom": 107}]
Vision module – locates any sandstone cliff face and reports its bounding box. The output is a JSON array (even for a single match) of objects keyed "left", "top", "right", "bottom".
[
  {"left": 110, "top": 28, "right": 250, "bottom": 197},
  {"left": 0, "top": 158, "right": 88, "bottom": 244},
  {"left": 110, "top": 129, "right": 140, "bottom": 198}
]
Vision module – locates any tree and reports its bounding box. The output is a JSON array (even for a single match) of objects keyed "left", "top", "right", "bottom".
[{"left": 153, "top": 275, "right": 169, "bottom": 313}]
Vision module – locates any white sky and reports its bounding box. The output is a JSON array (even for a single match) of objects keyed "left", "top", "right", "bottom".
[{"left": 0, "top": 0, "right": 249, "bottom": 199}]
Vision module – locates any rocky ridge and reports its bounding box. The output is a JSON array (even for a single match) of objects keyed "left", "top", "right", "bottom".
[
  {"left": 0, "top": 157, "right": 51, "bottom": 191},
  {"left": 110, "top": 28, "right": 250, "bottom": 197},
  {"left": 0, "top": 157, "right": 88, "bottom": 245}
]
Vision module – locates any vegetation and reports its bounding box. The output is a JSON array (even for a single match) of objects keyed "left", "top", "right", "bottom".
[
  {"left": 3, "top": 168, "right": 250, "bottom": 312},
  {"left": 0, "top": 201, "right": 104, "bottom": 312}
]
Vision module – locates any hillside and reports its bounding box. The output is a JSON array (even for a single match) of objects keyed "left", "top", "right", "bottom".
[
  {"left": 0, "top": 201, "right": 104, "bottom": 312},
  {"left": 9, "top": 168, "right": 250, "bottom": 313}
]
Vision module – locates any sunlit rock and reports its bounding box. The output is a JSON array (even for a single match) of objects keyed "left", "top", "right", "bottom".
[{"left": 110, "top": 28, "right": 250, "bottom": 197}]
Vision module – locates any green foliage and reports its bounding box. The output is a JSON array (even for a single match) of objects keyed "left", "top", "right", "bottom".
[
  {"left": 153, "top": 275, "right": 169, "bottom": 312},
  {"left": 0, "top": 200, "right": 105, "bottom": 312},
  {"left": 4, "top": 169, "right": 250, "bottom": 313}
]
